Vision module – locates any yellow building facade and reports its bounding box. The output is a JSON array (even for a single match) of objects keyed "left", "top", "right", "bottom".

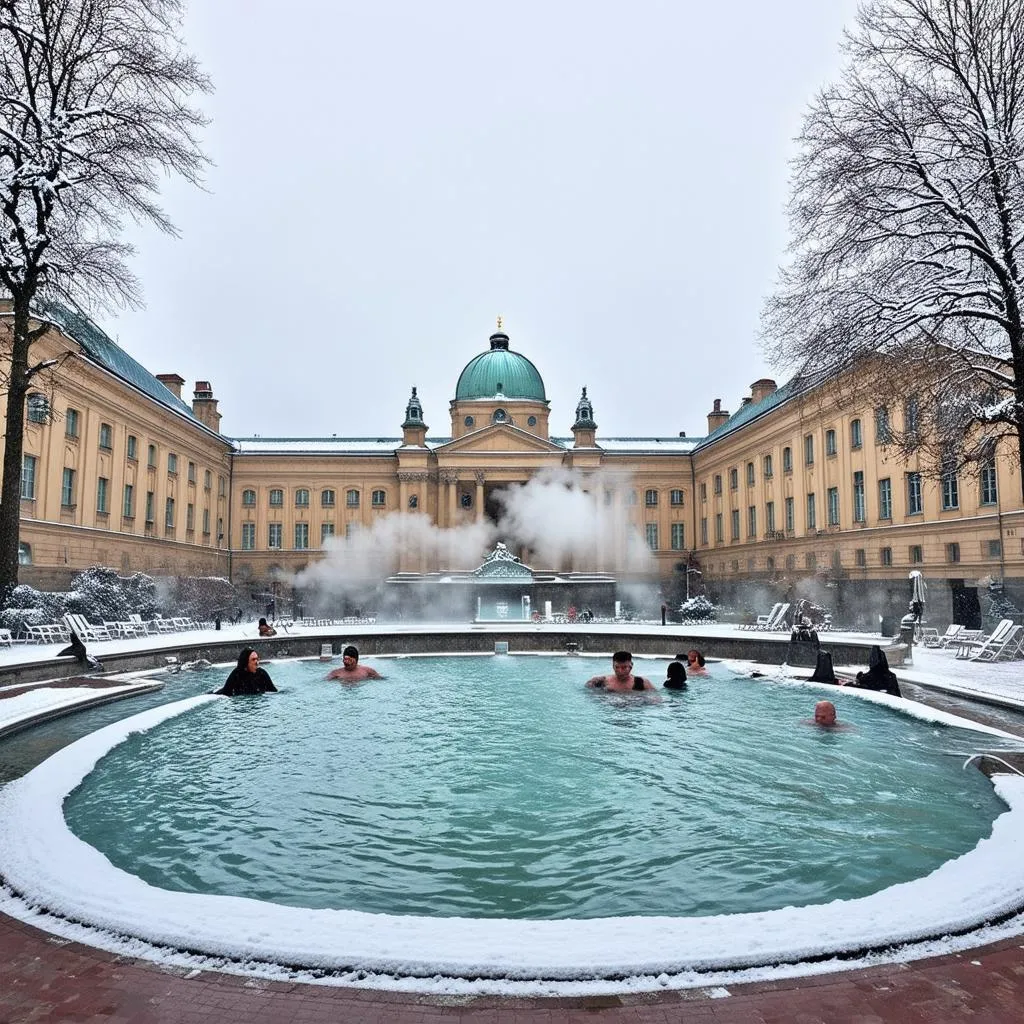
[{"left": 3, "top": 310, "right": 1021, "bottom": 626}]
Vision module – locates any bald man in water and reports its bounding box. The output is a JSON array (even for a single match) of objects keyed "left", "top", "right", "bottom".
[{"left": 804, "top": 700, "right": 850, "bottom": 730}]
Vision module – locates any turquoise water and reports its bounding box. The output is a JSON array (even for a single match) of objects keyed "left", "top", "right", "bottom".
[{"left": 64, "top": 656, "right": 1006, "bottom": 920}]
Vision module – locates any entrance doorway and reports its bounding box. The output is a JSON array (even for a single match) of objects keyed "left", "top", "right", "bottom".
[{"left": 950, "top": 581, "right": 982, "bottom": 629}]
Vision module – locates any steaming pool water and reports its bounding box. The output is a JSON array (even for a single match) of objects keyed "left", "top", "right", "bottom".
[{"left": 59, "top": 655, "right": 1006, "bottom": 920}]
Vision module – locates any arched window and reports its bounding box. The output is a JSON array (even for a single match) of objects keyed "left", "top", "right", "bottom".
[
  {"left": 464, "top": 416, "right": 474, "bottom": 427},
  {"left": 492, "top": 409, "right": 507, "bottom": 423},
  {"left": 644, "top": 489, "right": 658, "bottom": 507},
  {"left": 371, "top": 489, "right": 386, "bottom": 507},
  {"left": 18, "top": 541, "right": 31, "bottom": 565},
  {"left": 408, "top": 494, "right": 419, "bottom": 509},
  {"left": 346, "top": 489, "right": 360, "bottom": 508},
  {"left": 242, "top": 489, "right": 256, "bottom": 507},
  {"left": 295, "top": 488, "right": 310, "bottom": 507},
  {"left": 527, "top": 415, "right": 537, "bottom": 426},
  {"left": 269, "top": 488, "right": 283, "bottom": 507},
  {"left": 321, "top": 489, "right": 336, "bottom": 507}
]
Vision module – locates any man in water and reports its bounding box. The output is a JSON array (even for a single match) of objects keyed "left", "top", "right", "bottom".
[
  {"left": 585, "top": 651, "right": 655, "bottom": 692},
  {"left": 326, "top": 645, "right": 383, "bottom": 682},
  {"left": 804, "top": 700, "right": 850, "bottom": 730}
]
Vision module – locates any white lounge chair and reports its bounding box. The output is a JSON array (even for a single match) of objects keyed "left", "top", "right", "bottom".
[
  {"left": 62, "top": 614, "right": 112, "bottom": 643},
  {"left": 972, "top": 624, "right": 1023, "bottom": 662},
  {"left": 955, "top": 619, "right": 1014, "bottom": 660},
  {"left": 927, "top": 624, "right": 962, "bottom": 648},
  {"left": 766, "top": 602, "right": 791, "bottom": 631},
  {"left": 746, "top": 603, "right": 782, "bottom": 631}
]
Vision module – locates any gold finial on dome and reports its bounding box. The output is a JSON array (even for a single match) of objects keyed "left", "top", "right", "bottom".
[{"left": 496, "top": 315, "right": 503, "bottom": 330}]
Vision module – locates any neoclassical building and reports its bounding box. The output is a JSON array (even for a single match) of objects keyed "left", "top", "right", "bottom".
[{"left": 4, "top": 305, "right": 1022, "bottom": 625}]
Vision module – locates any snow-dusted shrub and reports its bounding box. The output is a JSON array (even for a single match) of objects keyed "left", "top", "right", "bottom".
[
  {"left": 678, "top": 595, "right": 717, "bottom": 622},
  {"left": 160, "top": 576, "right": 241, "bottom": 622}
]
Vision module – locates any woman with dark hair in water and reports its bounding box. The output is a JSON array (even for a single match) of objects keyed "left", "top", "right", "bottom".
[
  {"left": 215, "top": 647, "right": 278, "bottom": 696},
  {"left": 663, "top": 661, "right": 688, "bottom": 690},
  {"left": 680, "top": 649, "right": 708, "bottom": 676}
]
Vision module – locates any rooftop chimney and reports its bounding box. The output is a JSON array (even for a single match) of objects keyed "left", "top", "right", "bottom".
[
  {"left": 192, "top": 381, "right": 222, "bottom": 433},
  {"left": 707, "top": 398, "right": 730, "bottom": 434},
  {"left": 750, "top": 378, "right": 778, "bottom": 404},
  {"left": 156, "top": 373, "right": 185, "bottom": 399}
]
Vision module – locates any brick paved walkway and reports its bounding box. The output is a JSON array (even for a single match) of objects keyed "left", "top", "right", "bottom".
[{"left": 2, "top": 909, "right": 1024, "bottom": 1023}]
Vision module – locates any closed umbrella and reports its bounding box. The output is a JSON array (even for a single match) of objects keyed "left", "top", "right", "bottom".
[{"left": 909, "top": 571, "right": 927, "bottom": 622}]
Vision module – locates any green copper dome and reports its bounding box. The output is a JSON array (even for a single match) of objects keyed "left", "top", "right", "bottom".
[{"left": 455, "top": 331, "right": 547, "bottom": 402}]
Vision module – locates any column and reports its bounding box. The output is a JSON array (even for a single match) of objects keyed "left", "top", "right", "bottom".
[
  {"left": 474, "top": 470, "right": 485, "bottom": 524},
  {"left": 397, "top": 473, "right": 410, "bottom": 572}
]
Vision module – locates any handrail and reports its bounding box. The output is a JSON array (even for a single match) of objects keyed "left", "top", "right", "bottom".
[{"left": 962, "top": 753, "right": 1024, "bottom": 777}]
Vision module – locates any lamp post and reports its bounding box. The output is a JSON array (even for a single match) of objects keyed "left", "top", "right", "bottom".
[{"left": 685, "top": 568, "right": 702, "bottom": 602}]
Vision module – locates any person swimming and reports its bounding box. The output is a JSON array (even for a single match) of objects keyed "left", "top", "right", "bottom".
[
  {"left": 585, "top": 651, "right": 655, "bottom": 692},
  {"left": 679, "top": 649, "right": 708, "bottom": 676},
  {"left": 215, "top": 647, "right": 278, "bottom": 696},
  {"left": 663, "top": 661, "right": 688, "bottom": 690}
]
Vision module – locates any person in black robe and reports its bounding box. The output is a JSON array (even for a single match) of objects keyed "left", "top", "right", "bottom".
[
  {"left": 808, "top": 650, "right": 837, "bottom": 683},
  {"left": 215, "top": 647, "right": 278, "bottom": 696},
  {"left": 850, "top": 646, "right": 901, "bottom": 697}
]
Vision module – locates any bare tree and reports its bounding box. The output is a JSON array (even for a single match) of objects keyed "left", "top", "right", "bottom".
[
  {"left": 763, "top": 0, "right": 1024, "bottom": 497},
  {"left": 0, "top": 0, "right": 209, "bottom": 604}
]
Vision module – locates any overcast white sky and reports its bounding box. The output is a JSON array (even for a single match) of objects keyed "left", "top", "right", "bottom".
[{"left": 106, "top": 0, "right": 860, "bottom": 441}]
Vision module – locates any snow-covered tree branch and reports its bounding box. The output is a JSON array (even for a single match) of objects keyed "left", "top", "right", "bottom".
[{"left": 763, "top": 0, "right": 1024, "bottom": 495}]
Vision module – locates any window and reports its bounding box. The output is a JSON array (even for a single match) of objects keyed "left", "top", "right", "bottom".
[
  {"left": 204, "top": 470, "right": 212, "bottom": 490},
  {"left": 269, "top": 488, "right": 284, "bottom": 507},
  {"left": 492, "top": 408, "right": 507, "bottom": 423},
  {"left": 645, "top": 489, "right": 658, "bottom": 507},
  {"left": 855, "top": 548, "right": 866, "bottom": 567},
  {"left": 825, "top": 429, "right": 837, "bottom": 456},
  {"left": 604, "top": 489, "right": 613, "bottom": 506},
  {"left": 167, "top": 452, "right": 178, "bottom": 474},
  {"left": 295, "top": 488, "right": 310, "bottom": 508},
  {"left": 242, "top": 489, "right": 256, "bottom": 507},
  {"left": 850, "top": 418, "right": 862, "bottom": 448},
  {"left": 460, "top": 491, "right": 472, "bottom": 509},
  {"left": 804, "top": 434, "right": 814, "bottom": 465},
  {"left": 626, "top": 489, "right": 638, "bottom": 506},
  {"left": 20, "top": 454, "right": 36, "bottom": 499},
  {"left": 853, "top": 471, "right": 865, "bottom": 523},
  {"left": 763, "top": 454, "right": 773, "bottom": 478},
  {"left": 126, "top": 434, "right": 137, "bottom": 460},
  {"left": 729, "top": 468, "right": 738, "bottom": 490},
  {"left": 988, "top": 539, "right": 1002, "bottom": 557},
  {"left": 746, "top": 462, "right": 755, "bottom": 486},
  {"left": 268, "top": 523, "right": 282, "bottom": 548},
  {"left": 372, "top": 489, "right": 387, "bottom": 507},
  {"left": 783, "top": 446, "right": 793, "bottom": 473},
  {"left": 881, "top": 546, "right": 892, "bottom": 566},
  {"left": 96, "top": 476, "right": 109, "bottom": 514},
  {"left": 875, "top": 406, "right": 891, "bottom": 443},
  {"left": 670, "top": 488, "right": 684, "bottom": 506},
  {"left": 941, "top": 470, "right": 959, "bottom": 510},
  {"left": 27, "top": 393, "right": 50, "bottom": 423},
  {"left": 165, "top": 497, "right": 175, "bottom": 528},
  {"left": 981, "top": 461, "right": 998, "bottom": 505},
  {"left": 714, "top": 513, "right": 723, "bottom": 543},
  {"left": 947, "top": 542, "right": 960, "bottom": 563},
  {"left": 408, "top": 495, "right": 419, "bottom": 509},
  {"left": 464, "top": 415, "right": 474, "bottom": 427},
  {"left": 766, "top": 556, "right": 775, "bottom": 571},
  {"left": 145, "top": 491, "right": 154, "bottom": 524},
  {"left": 879, "top": 478, "right": 892, "bottom": 520},
  {"left": 730, "top": 508, "right": 740, "bottom": 541},
  {"left": 321, "top": 522, "right": 335, "bottom": 545},
  {"left": 99, "top": 422, "right": 112, "bottom": 450},
  {"left": 18, "top": 541, "right": 31, "bottom": 565},
  {"left": 62, "top": 467, "right": 85, "bottom": 519},
  {"left": 910, "top": 544, "right": 923, "bottom": 563},
  {"left": 786, "top": 554, "right": 796, "bottom": 570},
  {"left": 123, "top": 484, "right": 134, "bottom": 517},
  {"left": 217, "top": 516, "right": 223, "bottom": 541},
  {"left": 295, "top": 523, "right": 309, "bottom": 549},
  {"left": 186, "top": 503, "right": 195, "bottom": 531},
  {"left": 321, "top": 489, "right": 335, "bottom": 507},
  {"left": 713, "top": 474, "right": 722, "bottom": 495},
  {"left": 346, "top": 489, "right": 360, "bottom": 508},
  {"left": 188, "top": 461, "right": 196, "bottom": 484},
  {"left": 241, "top": 522, "right": 255, "bottom": 549},
  {"left": 805, "top": 552, "right": 817, "bottom": 570},
  {"left": 66, "top": 408, "right": 80, "bottom": 438},
  {"left": 671, "top": 523, "right": 685, "bottom": 550},
  {"left": 784, "top": 496, "right": 794, "bottom": 532},
  {"left": 904, "top": 396, "right": 920, "bottom": 436},
  {"left": 202, "top": 508, "right": 210, "bottom": 534},
  {"left": 907, "top": 472, "right": 923, "bottom": 515},
  {"left": 747, "top": 505, "right": 757, "bottom": 537},
  {"left": 701, "top": 517, "right": 709, "bottom": 545},
  {"left": 700, "top": 482, "right": 707, "bottom": 502},
  {"left": 527, "top": 415, "right": 537, "bottom": 426},
  {"left": 806, "top": 492, "right": 817, "bottom": 530},
  {"left": 645, "top": 523, "right": 658, "bottom": 550},
  {"left": 345, "top": 523, "right": 356, "bottom": 539},
  {"left": 147, "top": 444, "right": 156, "bottom": 468},
  {"left": 827, "top": 487, "right": 839, "bottom": 526},
  {"left": 766, "top": 500, "right": 775, "bottom": 533},
  {"left": 218, "top": 475, "right": 226, "bottom": 498}
]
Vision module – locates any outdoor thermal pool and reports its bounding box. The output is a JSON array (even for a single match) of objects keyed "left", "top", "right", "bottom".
[{"left": 3, "top": 652, "right": 1024, "bottom": 984}]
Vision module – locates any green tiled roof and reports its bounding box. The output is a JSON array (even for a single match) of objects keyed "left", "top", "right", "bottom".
[
  {"left": 455, "top": 331, "right": 547, "bottom": 402},
  {"left": 693, "top": 378, "right": 802, "bottom": 450},
  {"left": 38, "top": 299, "right": 200, "bottom": 423}
]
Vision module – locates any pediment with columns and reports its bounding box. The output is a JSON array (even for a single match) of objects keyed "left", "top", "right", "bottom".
[{"left": 433, "top": 422, "right": 565, "bottom": 454}]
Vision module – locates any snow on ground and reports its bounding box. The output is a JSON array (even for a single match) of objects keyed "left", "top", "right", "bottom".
[
  {"left": 2, "top": 622, "right": 1024, "bottom": 995},
  {"left": 0, "top": 682, "right": 162, "bottom": 734}
]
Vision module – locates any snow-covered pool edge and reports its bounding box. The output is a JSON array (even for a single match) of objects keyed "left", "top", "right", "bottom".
[{"left": 2, "top": 694, "right": 1024, "bottom": 984}]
